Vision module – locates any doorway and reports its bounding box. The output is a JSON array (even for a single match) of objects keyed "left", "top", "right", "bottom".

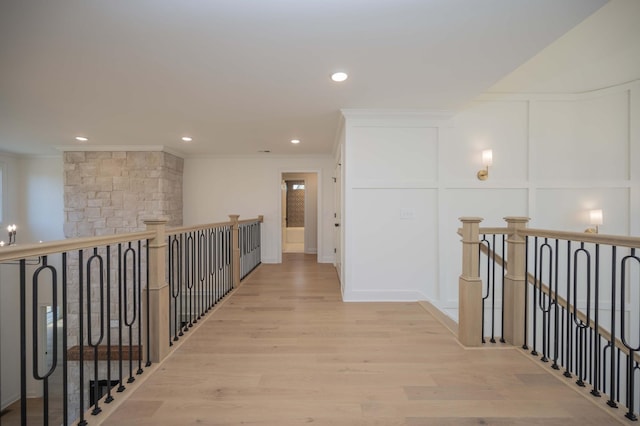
[{"left": 281, "top": 172, "right": 318, "bottom": 255}]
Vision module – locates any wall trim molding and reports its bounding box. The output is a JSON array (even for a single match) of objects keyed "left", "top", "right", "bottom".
[
  {"left": 56, "top": 145, "right": 186, "bottom": 158},
  {"left": 342, "top": 289, "right": 428, "bottom": 302}
]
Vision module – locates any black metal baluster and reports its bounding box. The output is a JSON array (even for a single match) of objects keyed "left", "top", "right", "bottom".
[
  {"left": 117, "top": 244, "right": 125, "bottom": 393},
  {"left": 564, "top": 240, "right": 573, "bottom": 379},
  {"left": 19, "top": 259, "right": 27, "bottom": 426},
  {"left": 531, "top": 236, "right": 539, "bottom": 356},
  {"left": 62, "top": 252, "right": 69, "bottom": 425},
  {"left": 490, "top": 234, "right": 496, "bottom": 343},
  {"left": 169, "top": 236, "right": 180, "bottom": 343},
  {"left": 500, "top": 234, "right": 506, "bottom": 343},
  {"left": 591, "top": 244, "right": 601, "bottom": 397},
  {"left": 198, "top": 230, "right": 206, "bottom": 317},
  {"left": 32, "top": 257, "right": 59, "bottom": 426},
  {"left": 78, "top": 250, "right": 87, "bottom": 426},
  {"left": 552, "top": 239, "right": 560, "bottom": 370},
  {"left": 137, "top": 240, "right": 143, "bottom": 375},
  {"left": 572, "top": 243, "right": 591, "bottom": 387},
  {"left": 86, "top": 248, "right": 105, "bottom": 415},
  {"left": 209, "top": 229, "right": 215, "bottom": 309},
  {"left": 105, "top": 246, "right": 114, "bottom": 403},
  {"left": 523, "top": 236, "right": 529, "bottom": 350},
  {"left": 186, "top": 232, "right": 195, "bottom": 328},
  {"left": 480, "top": 234, "right": 490, "bottom": 344},
  {"left": 537, "top": 238, "right": 553, "bottom": 363},
  {"left": 608, "top": 246, "right": 618, "bottom": 408},
  {"left": 620, "top": 252, "right": 640, "bottom": 420},
  {"left": 123, "top": 243, "right": 137, "bottom": 383}
]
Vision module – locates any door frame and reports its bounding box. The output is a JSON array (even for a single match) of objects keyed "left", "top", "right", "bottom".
[{"left": 276, "top": 169, "right": 322, "bottom": 263}]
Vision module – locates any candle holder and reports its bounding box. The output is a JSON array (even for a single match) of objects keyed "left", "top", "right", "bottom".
[{"left": 7, "top": 224, "right": 16, "bottom": 245}]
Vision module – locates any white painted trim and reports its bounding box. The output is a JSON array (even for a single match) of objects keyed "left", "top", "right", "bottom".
[
  {"left": 185, "top": 153, "right": 334, "bottom": 160},
  {"left": 342, "top": 289, "right": 428, "bottom": 302},
  {"left": 341, "top": 109, "right": 454, "bottom": 121},
  {"left": 277, "top": 168, "right": 323, "bottom": 264},
  {"left": 479, "top": 79, "right": 640, "bottom": 102},
  {"left": 55, "top": 145, "right": 186, "bottom": 158},
  {"left": 319, "top": 255, "right": 335, "bottom": 264}
]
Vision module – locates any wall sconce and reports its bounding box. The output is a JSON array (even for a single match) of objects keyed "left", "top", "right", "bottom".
[
  {"left": 477, "top": 149, "right": 493, "bottom": 181},
  {"left": 7, "top": 224, "right": 17, "bottom": 245},
  {"left": 585, "top": 209, "right": 603, "bottom": 233}
]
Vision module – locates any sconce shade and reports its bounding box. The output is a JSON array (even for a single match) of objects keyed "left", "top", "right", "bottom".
[
  {"left": 482, "top": 149, "right": 493, "bottom": 167},
  {"left": 589, "top": 209, "right": 603, "bottom": 226}
]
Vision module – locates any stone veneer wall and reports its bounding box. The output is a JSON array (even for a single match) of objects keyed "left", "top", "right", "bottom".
[
  {"left": 62, "top": 151, "right": 183, "bottom": 421},
  {"left": 63, "top": 151, "right": 183, "bottom": 237}
]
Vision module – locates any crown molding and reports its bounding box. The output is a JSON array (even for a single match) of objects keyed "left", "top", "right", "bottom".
[
  {"left": 340, "top": 108, "right": 454, "bottom": 121},
  {"left": 55, "top": 145, "right": 186, "bottom": 158}
]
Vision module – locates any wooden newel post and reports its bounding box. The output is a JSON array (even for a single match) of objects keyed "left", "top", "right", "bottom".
[
  {"left": 503, "top": 216, "right": 529, "bottom": 347},
  {"left": 229, "top": 215, "right": 241, "bottom": 288},
  {"left": 144, "top": 219, "right": 170, "bottom": 363},
  {"left": 458, "top": 217, "right": 483, "bottom": 347}
]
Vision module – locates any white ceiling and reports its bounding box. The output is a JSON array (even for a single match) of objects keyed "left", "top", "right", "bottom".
[{"left": 0, "top": 0, "right": 607, "bottom": 157}]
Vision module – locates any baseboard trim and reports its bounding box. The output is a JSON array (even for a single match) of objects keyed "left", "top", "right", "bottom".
[{"left": 418, "top": 300, "right": 458, "bottom": 337}]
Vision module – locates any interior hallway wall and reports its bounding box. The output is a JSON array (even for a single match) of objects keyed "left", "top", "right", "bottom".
[{"left": 183, "top": 155, "right": 333, "bottom": 263}]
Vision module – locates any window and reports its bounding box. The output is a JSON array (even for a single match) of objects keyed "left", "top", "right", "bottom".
[{"left": 292, "top": 184, "right": 305, "bottom": 190}]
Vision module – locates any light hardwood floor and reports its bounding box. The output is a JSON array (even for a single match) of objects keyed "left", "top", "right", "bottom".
[{"left": 102, "top": 253, "right": 621, "bottom": 425}]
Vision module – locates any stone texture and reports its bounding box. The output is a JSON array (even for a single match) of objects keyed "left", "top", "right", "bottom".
[{"left": 63, "top": 150, "right": 183, "bottom": 237}]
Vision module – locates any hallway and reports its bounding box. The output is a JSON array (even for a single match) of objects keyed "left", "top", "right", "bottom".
[{"left": 102, "top": 254, "right": 619, "bottom": 425}]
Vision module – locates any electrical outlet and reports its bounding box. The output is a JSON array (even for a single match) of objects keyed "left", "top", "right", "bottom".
[{"left": 110, "top": 319, "right": 119, "bottom": 328}]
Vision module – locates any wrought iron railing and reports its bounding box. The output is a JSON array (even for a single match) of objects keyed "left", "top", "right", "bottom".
[
  {"left": 0, "top": 215, "right": 262, "bottom": 425},
  {"left": 239, "top": 216, "right": 262, "bottom": 281},
  {"left": 460, "top": 217, "right": 640, "bottom": 422},
  {"left": 167, "top": 222, "right": 234, "bottom": 346}
]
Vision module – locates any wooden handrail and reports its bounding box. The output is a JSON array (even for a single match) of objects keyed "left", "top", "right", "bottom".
[
  {"left": 522, "top": 228, "right": 640, "bottom": 248},
  {"left": 0, "top": 230, "right": 155, "bottom": 263},
  {"left": 0, "top": 216, "right": 264, "bottom": 262},
  {"left": 462, "top": 226, "right": 640, "bottom": 249},
  {"left": 166, "top": 221, "right": 234, "bottom": 236},
  {"left": 165, "top": 216, "right": 263, "bottom": 236}
]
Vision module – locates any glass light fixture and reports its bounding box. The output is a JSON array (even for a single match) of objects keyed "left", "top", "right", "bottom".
[
  {"left": 586, "top": 209, "right": 603, "bottom": 233},
  {"left": 477, "top": 149, "right": 493, "bottom": 180}
]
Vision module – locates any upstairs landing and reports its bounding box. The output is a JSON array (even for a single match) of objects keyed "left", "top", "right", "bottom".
[{"left": 103, "top": 254, "right": 621, "bottom": 425}]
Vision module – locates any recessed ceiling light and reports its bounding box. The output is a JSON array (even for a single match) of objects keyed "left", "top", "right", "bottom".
[
  {"left": 181, "top": 136, "right": 193, "bottom": 142},
  {"left": 291, "top": 139, "right": 300, "bottom": 144},
  {"left": 331, "top": 72, "right": 348, "bottom": 82},
  {"left": 75, "top": 136, "right": 88, "bottom": 142}
]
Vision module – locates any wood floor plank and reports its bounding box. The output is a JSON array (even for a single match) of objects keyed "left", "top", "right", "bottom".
[{"left": 101, "top": 253, "right": 623, "bottom": 425}]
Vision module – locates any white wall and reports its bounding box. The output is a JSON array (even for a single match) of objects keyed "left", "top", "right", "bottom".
[
  {"left": 340, "top": 80, "right": 640, "bottom": 310},
  {"left": 182, "top": 155, "right": 335, "bottom": 263},
  {"left": 19, "top": 156, "right": 65, "bottom": 243},
  {"left": 0, "top": 152, "right": 21, "bottom": 408},
  {"left": 342, "top": 114, "right": 447, "bottom": 301},
  {"left": 0, "top": 154, "right": 64, "bottom": 408}
]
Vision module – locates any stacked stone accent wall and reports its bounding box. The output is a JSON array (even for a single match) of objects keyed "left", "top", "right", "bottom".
[
  {"left": 62, "top": 150, "right": 183, "bottom": 421},
  {"left": 63, "top": 151, "right": 183, "bottom": 237}
]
